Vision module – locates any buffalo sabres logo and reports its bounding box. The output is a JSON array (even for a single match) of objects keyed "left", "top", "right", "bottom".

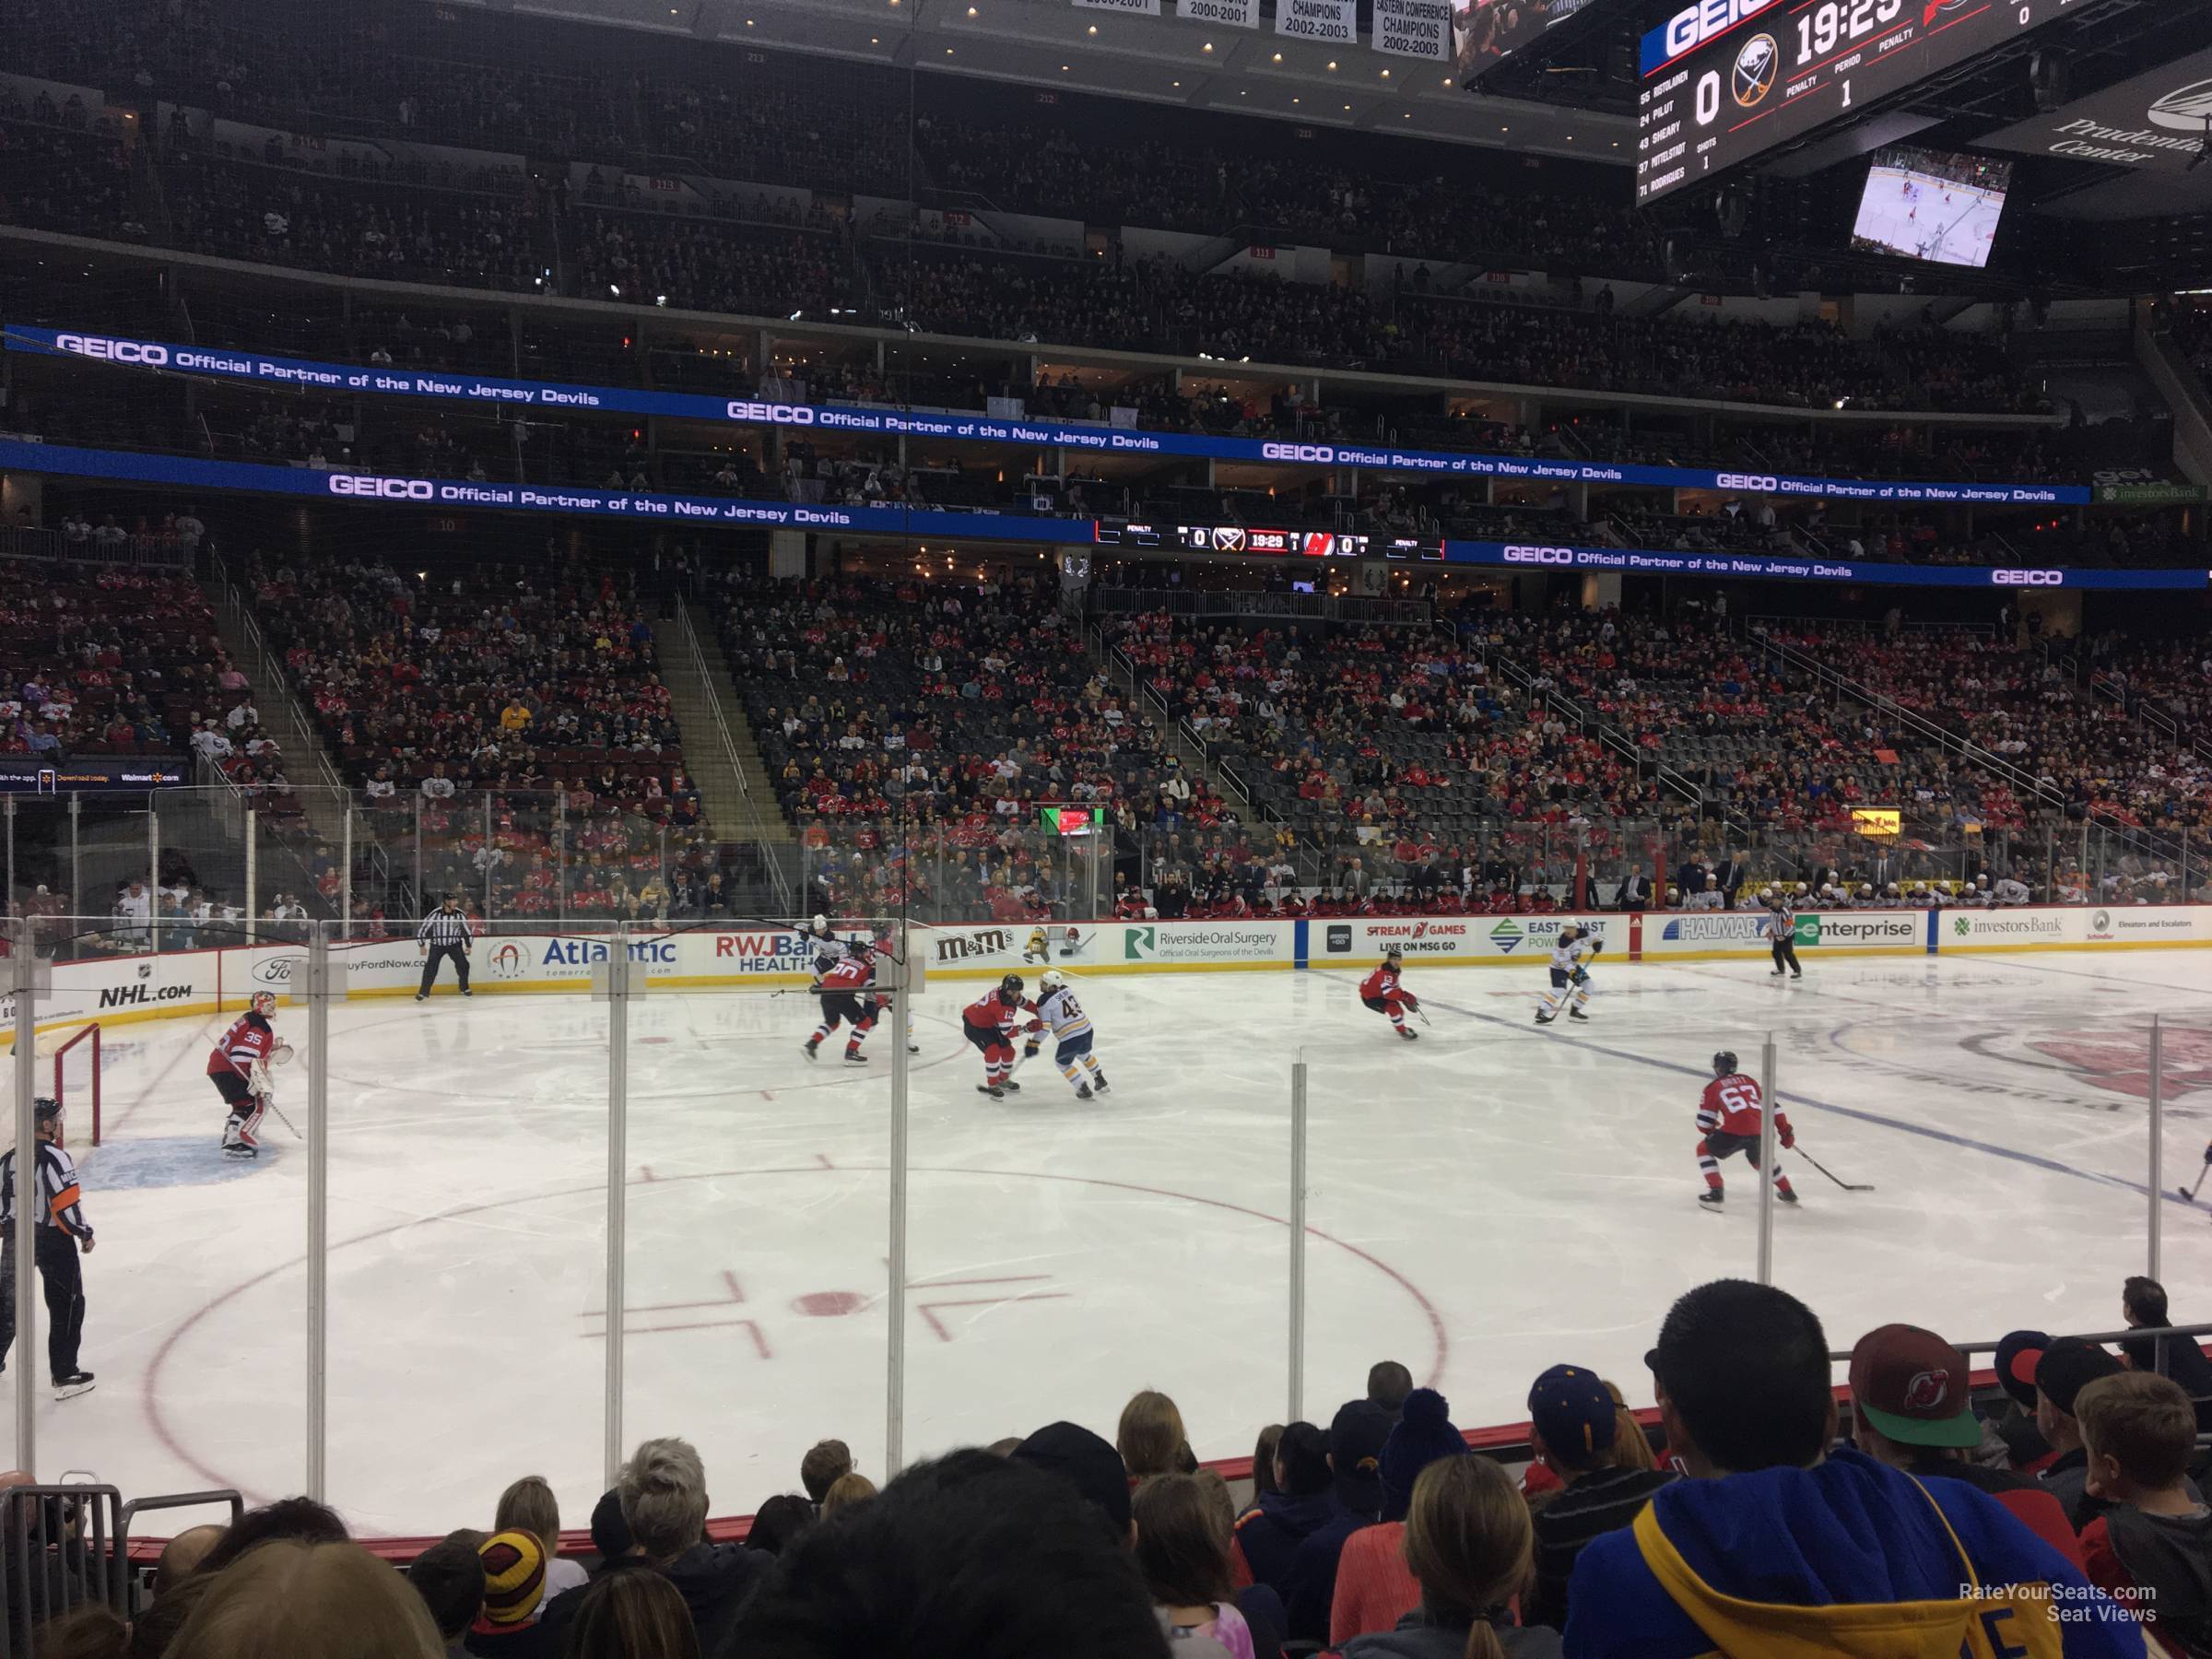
[{"left": 1732, "top": 32, "right": 1778, "bottom": 109}]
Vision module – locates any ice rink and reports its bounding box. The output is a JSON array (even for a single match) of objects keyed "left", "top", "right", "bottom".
[
  {"left": 1853, "top": 165, "right": 2006, "bottom": 266},
  {"left": 29, "top": 947, "right": 2212, "bottom": 1536}
]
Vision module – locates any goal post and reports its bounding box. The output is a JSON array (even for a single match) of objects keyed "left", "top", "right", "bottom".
[{"left": 31, "top": 1023, "right": 101, "bottom": 1148}]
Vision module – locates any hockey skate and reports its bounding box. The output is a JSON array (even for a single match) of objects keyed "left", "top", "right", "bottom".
[
  {"left": 1698, "top": 1189, "right": 1724, "bottom": 1209},
  {"left": 1077, "top": 1084, "right": 1094, "bottom": 1100},
  {"left": 842, "top": 1051, "right": 868, "bottom": 1066},
  {"left": 1568, "top": 1008, "right": 1590, "bottom": 1022},
  {"left": 1001, "top": 1078, "right": 1021, "bottom": 1092},
  {"left": 1398, "top": 1027, "right": 1418, "bottom": 1041},
  {"left": 1091, "top": 1077, "right": 1111, "bottom": 1094},
  {"left": 1778, "top": 1187, "right": 1800, "bottom": 1205},
  {"left": 801, "top": 1040, "right": 819, "bottom": 1063},
  {"left": 53, "top": 1371, "right": 95, "bottom": 1400},
  {"left": 1535, "top": 1011, "right": 1554, "bottom": 1025},
  {"left": 976, "top": 1084, "right": 1005, "bottom": 1100}
]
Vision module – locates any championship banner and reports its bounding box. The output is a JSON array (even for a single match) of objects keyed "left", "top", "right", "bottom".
[
  {"left": 1371, "top": 0, "right": 1452, "bottom": 60},
  {"left": 1277, "top": 0, "right": 1354, "bottom": 42},
  {"left": 1073, "top": 0, "right": 1160, "bottom": 12},
  {"left": 1179, "top": 0, "right": 1258, "bottom": 25}
]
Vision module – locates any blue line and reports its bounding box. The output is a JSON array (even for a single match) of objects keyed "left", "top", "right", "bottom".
[{"left": 1351, "top": 972, "right": 2191, "bottom": 1209}]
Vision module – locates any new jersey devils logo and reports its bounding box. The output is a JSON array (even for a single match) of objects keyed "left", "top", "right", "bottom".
[{"left": 1903, "top": 1368, "right": 1949, "bottom": 1410}]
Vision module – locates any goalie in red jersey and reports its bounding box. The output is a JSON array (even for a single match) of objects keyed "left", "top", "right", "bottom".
[
  {"left": 1359, "top": 947, "right": 1420, "bottom": 1041},
  {"left": 206, "top": 990, "right": 288, "bottom": 1159},
  {"left": 1696, "top": 1051, "right": 1797, "bottom": 1209}
]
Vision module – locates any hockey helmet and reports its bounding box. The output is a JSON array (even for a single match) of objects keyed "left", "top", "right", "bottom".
[
  {"left": 31, "top": 1097, "right": 60, "bottom": 1126},
  {"left": 999, "top": 972, "right": 1025, "bottom": 1001},
  {"left": 812, "top": 913, "right": 830, "bottom": 933},
  {"left": 250, "top": 990, "right": 278, "bottom": 1017},
  {"left": 1040, "top": 970, "right": 1066, "bottom": 994},
  {"left": 1382, "top": 945, "right": 1403, "bottom": 963},
  {"left": 1558, "top": 924, "right": 1581, "bottom": 943},
  {"left": 1712, "top": 1051, "right": 1738, "bottom": 1078}
]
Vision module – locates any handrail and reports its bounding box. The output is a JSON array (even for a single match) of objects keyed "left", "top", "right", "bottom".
[
  {"left": 1754, "top": 625, "right": 2192, "bottom": 866},
  {"left": 675, "top": 601, "right": 791, "bottom": 912}
]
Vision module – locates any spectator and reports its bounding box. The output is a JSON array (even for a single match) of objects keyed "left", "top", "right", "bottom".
[
  {"left": 166, "top": 1539, "right": 444, "bottom": 1659},
  {"left": 542, "top": 1437, "right": 766, "bottom": 1655},
  {"left": 1524, "top": 1366, "right": 1675, "bottom": 1631},
  {"left": 2120, "top": 1277, "right": 2212, "bottom": 1400},
  {"left": 408, "top": 1534, "right": 487, "bottom": 1659},
  {"left": 1598, "top": 1382, "right": 1657, "bottom": 1473},
  {"left": 125, "top": 1572, "right": 214, "bottom": 1659},
  {"left": 1565, "top": 1279, "right": 2143, "bottom": 1658},
  {"left": 724, "top": 1449, "right": 1172, "bottom": 1659},
  {"left": 561, "top": 1568, "right": 701, "bottom": 1659},
  {"left": 1994, "top": 1328, "right": 2060, "bottom": 1475},
  {"left": 495, "top": 1475, "right": 587, "bottom": 1602},
  {"left": 196, "top": 1495, "right": 350, "bottom": 1575},
  {"left": 821, "top": 1474, "right": 877, "bottom": 1516},
  {"left": 1341, "top": 1454, "right": 1562, "bottom": 1659},
  {"left": 1120, "top": 1390, "right": 1198, "bottom": 1479},
  {"left": 2038, "top": 1337, "right": 2130, "bottom": 1527},
  {"left": 1011, "top": 1420, "right": 1135, "bottom": 1546},
  {"left": 1250, "top": 1426, "right": 1284, "bottom": 1500},
  {"left": 1368, "top": 1361, "right": 1415, "bottom": 1420},
  {"left": 1283, "top": 1400, "right": 1393, "bottom": 1642},
  {"left": 1232, "top": 1420, "right": 1332, "bottom": 1594},
  {"left": 744, "top": 1495, "right": 817, "bottom": 1556},
  {"left": 1333, "top": 1387, "right": 1469, "bottom": 1646},
  {"left": 154, "top": 1523, "right": 226, "bottom": 1593},
  {"left": 1844, "top": 1324, "right": 2082, "bottom": 1568},
  {"left": 2074, "top": 1371, "right": 2212, "bottom": 1655},
  {"left": 1133, "top": 1473, "right": 1259, "bottom": 1656},
  {"left": 31, "top": 1606, "right": 127, "bottom": 1659},
  {"left": 465, "top": 1530, "right": 550, "bottom": 1657},
  {"left": 800, "top": 1439, "right": 853, "bottom": 1507}
]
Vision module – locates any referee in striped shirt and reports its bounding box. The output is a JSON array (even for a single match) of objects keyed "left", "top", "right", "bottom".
[
  {"left": 0, "top": 1098, "right": 95, "bottom": 1393},
  {"left": 416, "top": 894, "right": 475, "bottom": 1001},
  {"left": 1765, "top": 890, "right": 1802, "bottom": 980}
]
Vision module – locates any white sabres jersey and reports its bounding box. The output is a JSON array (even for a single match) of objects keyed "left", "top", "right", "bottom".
[
  {"left": 1548, "top": 939, "right": 1592, "bottom": 973},
  {"left": 1035, "top": 986, "right": 1092, "bottom": 1040}
]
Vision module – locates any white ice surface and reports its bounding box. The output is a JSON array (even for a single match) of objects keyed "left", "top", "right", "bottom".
[
  {"left": 1853, "top": 165, "right": 2006, "bottom": 266},
  {"left": 29, "top": 948, "right": 2212, "bottom": 1536}
]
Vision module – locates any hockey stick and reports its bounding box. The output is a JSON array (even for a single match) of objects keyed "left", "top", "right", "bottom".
[
  {"left": 1792, "top": 1146, "right": 1874, "bottom": 1192},
  {"left": 1410, "top": 1001, "right": 1432, "bottom": 1028},
  {"left": 2176, "top": 1147, "right": 2212, "bottom": 1202},
  {"left": 263, "top": 1100, "right": 303, "bottom": 1140}
]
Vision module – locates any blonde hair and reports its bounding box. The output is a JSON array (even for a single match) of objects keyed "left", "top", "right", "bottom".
[
  {"left": 820, "top": 1472, "right": 877, "bottom": 1515},
  {"left": 1402, "top": 1457, "right": 1534, "bottom": 1659},
  {"left": 1602, "top": 1381, "right": 1657, "bottom": 1473},
  {"left": 494, "top": 1474, "right": 562, "bottom": 1560},
  {"left": 164, "top": 1540, "right": 442, "bottom": 1659},
  {"left": 1117, "top": 1390, "right": 1194, "bottom": 1478}
]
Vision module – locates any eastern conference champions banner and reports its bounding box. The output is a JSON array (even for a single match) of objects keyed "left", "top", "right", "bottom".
[
  {"left": 1180, "top": 0, "right": 1259, "bottom": 24},
  {"left": 1372, "top": 0, "right": 1453, "bottom": 59},
  {"left": 1277, "top": 0, "right": 1355, "bottom": 42},
  {"left": 4, "top": 326, "right": 2096, "bottom": 508}
]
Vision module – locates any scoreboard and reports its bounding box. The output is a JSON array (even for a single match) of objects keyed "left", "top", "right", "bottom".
[
  {"left": 1090, "top": 521, "right": 1445, "bottom": 561},
  {"left": 1636, "top": 0, "right": 2088, "bottom": 202}
]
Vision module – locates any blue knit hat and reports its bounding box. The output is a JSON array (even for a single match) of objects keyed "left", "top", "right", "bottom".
[{"left": 1378, "top": 1388, "right": 1467, "bottom": 1522}]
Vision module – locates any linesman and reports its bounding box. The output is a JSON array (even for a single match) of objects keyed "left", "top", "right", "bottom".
[
  {"left": 0, "top": 1098, "right": 95, "bottom": 1394},
  {"left": 416, "top": 893, "right": 476, "bottom": 1001},
  {"left": 1765, "top": 888, "right": 1802, "bottom": 980}
]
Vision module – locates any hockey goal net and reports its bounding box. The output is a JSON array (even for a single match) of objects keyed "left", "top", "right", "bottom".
[{"left": 33, "top": 1023, "right": 101, "bottom": 1148}]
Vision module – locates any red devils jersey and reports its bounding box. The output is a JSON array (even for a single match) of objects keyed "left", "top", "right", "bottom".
[
  {"left": 819, "top": 957, "right": 875, "bottom": 993},
  {"left": 962, "top": 990, "right": 1033, "bottom": 1033},
  {"left": 1699, "top": 1073, "right": 1789, "bottom": 1141},
  {"left": 206, "top": 1010, "right": 276, "bottom": 1078},
  {"left": 1359, "top": 966, "right": 1405, "bottom": 1001}
]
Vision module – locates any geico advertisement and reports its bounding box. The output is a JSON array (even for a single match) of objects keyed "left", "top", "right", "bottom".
[{"left": 1324, "top": 915, "right": 1616, "bottom": 960}]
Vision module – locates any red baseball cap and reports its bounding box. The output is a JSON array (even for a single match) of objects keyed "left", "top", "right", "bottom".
[{"left": 1849, "top": 1324, "right": 1982, "bottom": 1450}]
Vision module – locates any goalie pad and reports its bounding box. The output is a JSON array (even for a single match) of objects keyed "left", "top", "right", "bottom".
[{"left": 248, "top": 1058, "right": 276, "bottom": 1099}]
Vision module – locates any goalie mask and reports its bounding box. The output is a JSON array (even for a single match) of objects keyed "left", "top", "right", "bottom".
[{"left": 250, "top": 991, "right": 277, "bottom": 1018}]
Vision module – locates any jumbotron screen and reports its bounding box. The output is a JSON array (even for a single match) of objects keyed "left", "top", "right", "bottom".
[
  {"left": 1637, "top": 0, "right": 2089, "bottom": 203},
  {"left": 1850, "top": 145, "right": 2012, "bottom": 266}
]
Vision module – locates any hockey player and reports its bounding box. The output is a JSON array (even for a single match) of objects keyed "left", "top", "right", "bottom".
[
  {"left": 803, "top": 944, "right": 880, "bottom": 1066},
  {"left": 1535, "top": 924, "right": 1599, "bottom": 1026},
  {"left": 1359, "top": 947, "right": 1420, "bottom": 1041},
  {"left": 962, "top": 973, "right": 1035, "bottom": 1100},
  {"left": 1023, "top": 970, "right": 1111, "bottom": 1100},
  {"left": 206, "top": 990, "right": 287, "bottom": 1158},
  {"left": 1696, "top": 1051, "right": 1797, "bottom": 1209},
  {"left": 796, "top": 914, "right": 850, "bottom": 962}
]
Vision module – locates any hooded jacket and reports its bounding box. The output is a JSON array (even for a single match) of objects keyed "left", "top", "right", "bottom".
[
  {"left": 1563, "top": 1448, "right": 2149, "bottom": 1659},
  {"left": 1233, "top": 1488, "right": 1335, "bottom": 1597},
  {"left": 2079, "top": 1504, "right": 2212, "bottom": 1658}
]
